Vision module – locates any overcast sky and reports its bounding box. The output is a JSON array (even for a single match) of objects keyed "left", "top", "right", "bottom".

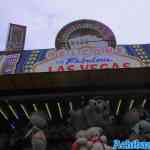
[{"left": 0, "top": 0, "right": 150, "bottom": 50}]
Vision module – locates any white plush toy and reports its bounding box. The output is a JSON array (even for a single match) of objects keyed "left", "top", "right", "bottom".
[
  {"left": 86, "top": 127, "right": 112, "bottom": 150},
  {"left": 72, "top": 130, "right": 92, "bottom": 150}
]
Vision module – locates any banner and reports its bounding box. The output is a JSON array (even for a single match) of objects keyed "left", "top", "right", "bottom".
[
  {"left": 0, "top": 44, "right": 150, "bottom": 75},
  {"left": 31, "top": 47, "right": 142, "bottom": 72},
  {"left": 6, "top": 24, "right": 26, "bottom": 51}
]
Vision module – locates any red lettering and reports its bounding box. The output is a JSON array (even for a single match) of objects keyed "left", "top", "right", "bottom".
[
  {"left": 67, "top": 65, "right": 75, "bottom": 71},
  {"left": 90, "top": 64, "right": 97, "bottom": 70},
  {"left": 58, "top": 65, "right": 64, "bottom": 72},
  {"left": 80, "top": 64, "right": 89, "bottom": 70},
  {"left": 123, "top": 63, "right": 130, "bottom": 68},
  {"left": 48, "top": 66, "right": 52, "bottom": 72},
  {"left": 112, "top": 63, "right": 119, "bottom": 69},
  {"left": 100, "top": 64, "right": 108, "bottom": 69}
]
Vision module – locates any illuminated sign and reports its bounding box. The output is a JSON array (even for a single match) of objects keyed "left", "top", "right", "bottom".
[
  {"left": 55, "top": 19, "right": 117, "bottom": 50},
  {"left": 32, "top": 47, "right": 143, "bottom": 72},
  {"left": 0, "top": 20, "right": 149, "bottom": 75},
  {"left": 0, "top": 44, "right": 149, "bottom": 75}
]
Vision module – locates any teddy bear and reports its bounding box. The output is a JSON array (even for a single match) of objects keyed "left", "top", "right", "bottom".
[
  {"left": 83, "top": 99, "right": 102, "bottom": 127},
  {"left": 72, "top": 130, "right": 92, "bottom": 150},
  {"left": 69, "top": 97, "right": 115, "bottom": 140},
  {"left": 82, "top": 98, "right": 114, "bottom": 128},
  {"left": 86, "top": 127, "right": 112, "bottom": 150},
  {"left": 69, "top": 108, "right": 88, "bottom": 132},
  {"left": 123, "top": 106, "right": 150, "bottom": 140},
  {"left": 25, "top": 112, "right": 48, "bottom": 150}
]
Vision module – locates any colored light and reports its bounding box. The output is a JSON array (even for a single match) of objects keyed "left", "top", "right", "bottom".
[
  {"left": 57, "top": 102, "right": 63, "bottom": 119},
  {"left": 10, "top": 124, "right": 15, "bottom": 129},
  {"left": 142, "top": 99, "right": 147, "bottom": 108},
  {"left": 129, "top": 99, "right": 134, "bottom": 111},
  {"left": 33, "top": 104, "right": 38, "bottom": 112},
  {"left": 0, "top": 107, "right": 8, "bottom": 120},
  {"left": 8, "top": 105, "right": 19, "bottom": 119},
  {"left": 116, "top": 99, "right": 122, "bottom": 116},
  {"left": 45, "top": 103, "right": 52, "bottom": 120},
  {"left": 69, "top": 101, "right": 73, "bottom": 111},
  {"left": 20, "top": 104, "right": 30, "bottom": 119}
]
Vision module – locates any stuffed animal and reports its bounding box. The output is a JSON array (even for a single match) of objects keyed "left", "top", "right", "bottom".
[
  {"left": 123, "top": 108, "right": 140, "bottom": 126},
  {"left": 25, "top": 112, "right": 48, "bottom": 150},
  {"left": 69, "top": 109, "right": 88, "bottom": 132},
  {"left": 84, "top": 99, "right": 114, "bottom": 128},
  {"left": 84, "top": 99, "right": 101, "bottom": 127},
  {"left": 72, "top": 130, "right": 92, "bottom": 150},
  {"left": 86, "top": 127, "right": 112, "bottom": 150},
  {"left": 123, "top": 107, "right": 150, "bottom": 139},
  {"left": 69, "top": 98, "right": 115, "bottom": 138},
  {"left": 30, "top": 112, "right": 48, "bottom": 128},
  {"left": 131, "top": 120, "right": 150, "bottom": 136},
  {"left": 96, "top": 99, "right": 114, "bottom": 127}
]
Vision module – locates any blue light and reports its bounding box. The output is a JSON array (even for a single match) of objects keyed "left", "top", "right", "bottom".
[
  {"left": 9, "top": 121, "right": 16, "bottom": 129},
  {"left": 10, "top": 124, "right": 15, "bottom": 129},
  {"left": 12, "top": 121, "right": 15, "bottom": 125}
]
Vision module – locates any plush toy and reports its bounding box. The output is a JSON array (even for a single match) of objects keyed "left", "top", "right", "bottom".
[
  {"left": 69, "top": 98, "right": 115, "bottom": 137},
  {"left": 123, "top": 107, "right": 150, "bottom": 139},
  {"left": 72, "top": 130, "right": 92, "bottom": 150},
  {"left": 131, "top": 120, "right": 150, "bottom": 136},
  {"left": 30, "top": 112, "right": 48, "bottom": 128},
  {"left": 130, "top": 108, "right": 150, "bottom": 137},
  {"left": 96, "top": 99, "right": 115, "bottom": 127},
  {"left": 123, "top": 108, "right": 140, "bottom": 126},
  {"left": 86, "top": 127, "right": 112, "bottom": 150},
  {"left": 69, "top": 99, "right": 104, "bottom": 131},
  {"left": 84, "top": 99, "right": 101, "bottom": 127},
  {"left": 69, "top": 109, "right": 88, "bottom": 132},
  {"left": 25, "top": 112, "right": 48, "bottom": 150},
  {"left": 84, "top": 99, "right": 114, "bottom": 128}
]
